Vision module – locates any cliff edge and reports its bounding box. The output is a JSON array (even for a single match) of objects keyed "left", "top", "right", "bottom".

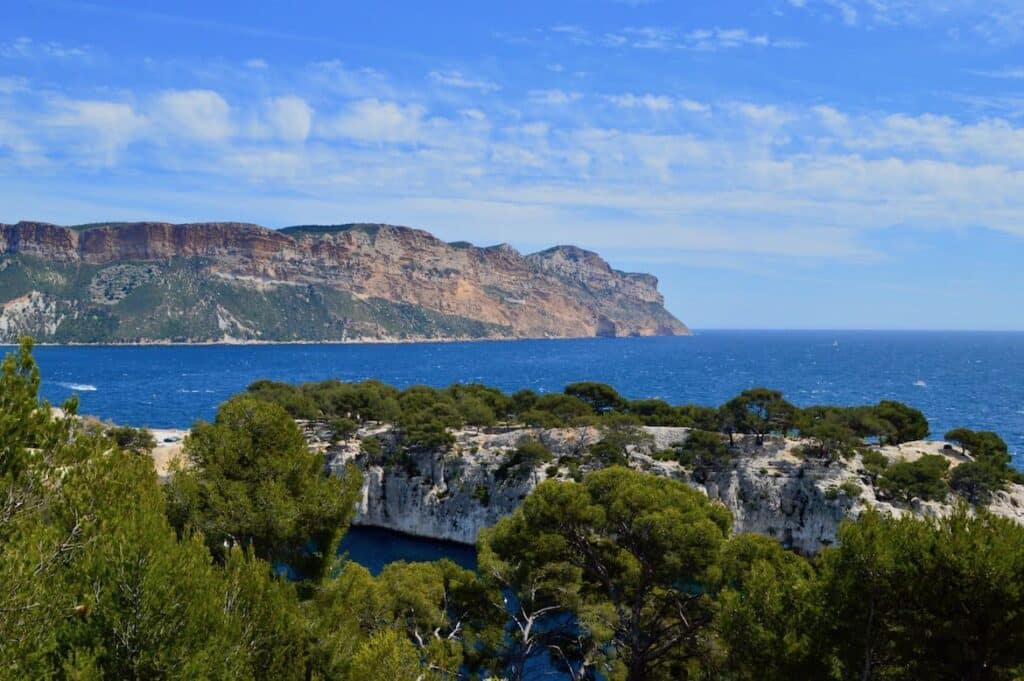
[{"left": 0, "top": 221, "right": 689, "bottom": 343}]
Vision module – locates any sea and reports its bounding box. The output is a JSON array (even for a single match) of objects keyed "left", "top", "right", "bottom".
[{"left": 7, "top": 330, "right": 1023, "bottom": 573}]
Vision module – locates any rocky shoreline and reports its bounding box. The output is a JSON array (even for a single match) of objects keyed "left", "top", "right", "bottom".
[
  {"left": 148, "top": 420, "right": 1024, "bottom": 554},
  {"left": 312, "top": 423, "right": 1024, "bottom": 553}
]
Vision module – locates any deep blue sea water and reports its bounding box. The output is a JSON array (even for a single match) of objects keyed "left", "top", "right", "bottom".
[
  {"left": 337, "top": 526, "right": 477, "bottom": 575},
  {"left": 12, "top": 331, "right": 1023, "bottom": 466}
]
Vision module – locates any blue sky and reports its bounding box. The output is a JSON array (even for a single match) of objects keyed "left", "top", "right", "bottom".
[{"left": 2, "top": 0, "right": 1024, "bottom": 330}]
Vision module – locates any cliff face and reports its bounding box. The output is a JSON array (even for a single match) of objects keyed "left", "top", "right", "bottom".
[
  {"left": 0, "top": 221, "right": 689, "bottom": 343},
  {"left": 310, "top": 424, "right": 1024, "bottom": 553}
]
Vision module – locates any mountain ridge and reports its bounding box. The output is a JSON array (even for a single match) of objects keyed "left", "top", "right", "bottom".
[{"left": 0, "top": 220, "right": 689, "bottom": 344}]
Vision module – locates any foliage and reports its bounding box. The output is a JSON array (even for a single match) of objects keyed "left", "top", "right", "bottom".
[
  {"left": 0, "top": 339, "right": 312, "bottom": 679},
  {"left": 861, "top": 449, "right": 889, "bottom": 478},
  {"left": 164, "top": 395, "right": 362, "bottom": 582},
  {"left": 329, "top": 417, "right": 359, "bottom": 441},
  {"left": 721, "top": 388, "right": 796, "bottom": 446},
  {"left": 523, "top": 393, "right": 596, "bottom": 427},
  {"left": 944, "top": 427, "right": 1012, "bottom": 468},
  {"left": 877, "top": 454, "right": 950, "bottom": 503},
  {"left": 6, "top": 341, "right": 1023, "bottom": 680},
  {"left": 949, "top": 460, "right": 1008, "bottom": 504},
  {"left": 677, "top": 429, "right": 732, "bottom": 480},
  {"left": 564, "top": 381, "right": 627, "bottom": 414},
  {"left": 105, "top": 424, "right": 157, "bottom": 453},
  {"left": 497, "top": 438, "right": 554, "bottom": 479},
  {"left": 839, "top": 480, "right": 863, "bottom": 498},
  {"left": 713, "top": 533, "right": 823, "bottom": 680},
  {"left": 873, "top": 400, "right": 929, "bottom": 444},
  {"left": 484, "top": 467, "right": 732, "bottom": 681},
  {"left": 815, "top": 509, "right": 1024, "bottom": 680}
]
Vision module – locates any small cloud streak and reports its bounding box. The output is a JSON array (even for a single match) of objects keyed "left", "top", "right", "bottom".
[{"left": 428, "top": 70, "right": 501, "bottom": 92}]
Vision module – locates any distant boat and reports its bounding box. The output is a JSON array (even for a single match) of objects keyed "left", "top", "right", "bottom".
[
  {"left": 914, "top": 380, "right": 928, "bottom": 387},
  {"left": 832, "top": 340, "right": 839, "bottom": 347}
]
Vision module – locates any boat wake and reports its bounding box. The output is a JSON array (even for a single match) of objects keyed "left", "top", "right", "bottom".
[{"left": 58, "top": 382, "right": 97, "bottom": 391}]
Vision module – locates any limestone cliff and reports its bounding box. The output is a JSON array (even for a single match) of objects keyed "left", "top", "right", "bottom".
[
  {"left": 309, "top": 423, "right": 1024, "bottom": 553},
  {"left": 0, "top": 221, "right": 688, "bottom": 343}
]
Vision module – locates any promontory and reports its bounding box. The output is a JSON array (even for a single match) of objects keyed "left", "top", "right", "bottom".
[{"left": 0, "top": 221, "right": 688, "bottom": 344}]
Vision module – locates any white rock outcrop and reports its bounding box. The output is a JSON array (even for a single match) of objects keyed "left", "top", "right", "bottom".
[{"left": 312, "top": 423, "right": 1024, "bottom": 553}]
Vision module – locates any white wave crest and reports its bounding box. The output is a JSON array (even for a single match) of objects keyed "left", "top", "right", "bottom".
[{"left": 58, "top": 382, "right": 97, "bottom": 392}]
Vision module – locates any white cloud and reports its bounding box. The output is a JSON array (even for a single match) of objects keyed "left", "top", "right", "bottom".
[
  {"left": 829, "top": 1, "right": 859, "bottom": 26},
  {"left": 734, "top": 103, "right": 792, "bottom": 127},
  {"left": 680, "top": 99, "right": 711, "bottom": 114},
  {"left": 607, "top": 93, "right": 674, "bottom": 111},
  {"left": 970, "top": 67, "right": 1024, "bottom": 79},
  {"left": 0, "top": 76, "right": 28, "bottom": 94},
  {"left": 813, "top": 105, "right": 850, "bottom": 133},
  {"left": 153, "top": 90, "right": 232, "bottom": 142},
  {"left": 7, "top": 72, "right": 1024, "bottom": 263},
  {"left": 320, "top": 98, "right": 425, "bottom": 143},
  {"left": 528, "top": 89, "right": 582, "bottom": 105},
  {"left": 574, "top": 25, "right": 804, "bottom": 51},
  {"left": 264, "top": 96, "right": 312, "bottom": 142},
  {"left": 245, "top": 58, "right": 268, "bottom": 69},
  {"left": 48, "top": 99, "right": 148, "bottom": 165},
  {"left": 0, "top": 37, "right": 91, "bottom": 60},
  {"left": 428, "top": 70, "right": 500, "bottom": 92},
  {"left": 606, "top": 93, "right": 710, "bottom": 113},
  {"left": 460, "top": 108, "right": 487, "bottom": 121},
  {"left": 791, "top": 1, "right": 1024, "bottom": 42}
]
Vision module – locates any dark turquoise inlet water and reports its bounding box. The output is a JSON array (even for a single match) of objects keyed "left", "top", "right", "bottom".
[
  {"left": 338, "top": 526, "right": 477, "bottom": 575},
  {"left": 13, "top": 331, "right": 1024, "bottom": 465}
]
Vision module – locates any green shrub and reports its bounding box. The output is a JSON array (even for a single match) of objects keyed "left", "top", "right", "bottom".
[
  {"left": 456, "top": 397, "right": 496, "bottom": 427},
  {"left": 944, "top": 428, "right": 1011, "bottom": 468},
  {"left": 877, "top": 455, "right": 950, "bottom": 502},
  {"left": 472, "top": 484, "right": 491, "bottom": 507},
  {"left": 107, "top": 425, "right": 157, "bottom": 453},
  {"left": 872, "top": 400, "right": 929, "bottom": 444},
  {"left": 360, "top": 436, "right": 384, "bottom": 459},
  {"left": 651, "top": 449, "right": 678, "bottom": 462},
  {"left": 587, "top": 439, "right": 628, "bottom": 467},
  {"left": 949, "top": 461, "right": 1007, "bottom": 505},
  {"left": 839, "top": 480, "right": 862, "bottom": 498},
  {"left": 498, "top": 438, "right": 554, "bottom": 479},
  {"left": 329, "top": 417, "right": 358, "bottom": 441},
  {"left": 800, "top": 421, "right": 858, "bottom": 461},
  {"left": 677, "top": 430, "right": 731, "bottom": 480},
  {"left": 400, "top": 417, "right": 455, "bottom": 452},
  {"left": 861, "top": 449, "right": 889, "bottom": 478}
]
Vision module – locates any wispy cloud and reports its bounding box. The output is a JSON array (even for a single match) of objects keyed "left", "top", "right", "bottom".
[
  {"left": 528, "top": 89, "right": 582, "bottom": 105},
  {"left": 7, "top": 74, "right": 1024, "bottom": 261},
  {"left": 606, "top": 93, "right": 710, "bottom": 113},
  {"left": 540, "top": 25, "right": 803, "bottom": 51},
  {"left": 428, "top": 70, "right": 501, "bottom": 92},
  {"left": 969, "top": 67, "right": 1024, "bottom": 79},
  {"left": 0, "top": 36, "right": 91, "bottom": 59},
  {"left": 790, "top": 0, "right": 1024, "bottom": 43},
  {"left": 0, "top": 76, "right": 29, "bottom": 93}
]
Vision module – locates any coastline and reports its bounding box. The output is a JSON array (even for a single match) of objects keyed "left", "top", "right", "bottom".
[{"left": 15, "top": 331, "right": 691, "bottom": 348}]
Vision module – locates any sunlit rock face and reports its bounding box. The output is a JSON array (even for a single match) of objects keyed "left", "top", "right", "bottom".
[
  {"left": 314, "top": 424, "right": 1024, "bottom": 553},
  {"left": 0, "top": 221, "right": 689, "bottom": 343}
]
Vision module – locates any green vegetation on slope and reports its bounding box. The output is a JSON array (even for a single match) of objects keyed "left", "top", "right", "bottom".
[
  {"left": 247, "top": 377, "right": 1021, "bottom": 505},
  {"left": 0, "top": 255, "right": 510, "bottom": 343},
  {"left": 3, "top": 341, "right": 1024, "bottom": 680}
]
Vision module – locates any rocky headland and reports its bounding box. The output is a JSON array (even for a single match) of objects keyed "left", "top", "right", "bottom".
[
  {"left": 152, "top": 420, "right": 1024, "bottom": 555},
  {"left": 0, "top": 221, "right": 688, "bottom": 343}
]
